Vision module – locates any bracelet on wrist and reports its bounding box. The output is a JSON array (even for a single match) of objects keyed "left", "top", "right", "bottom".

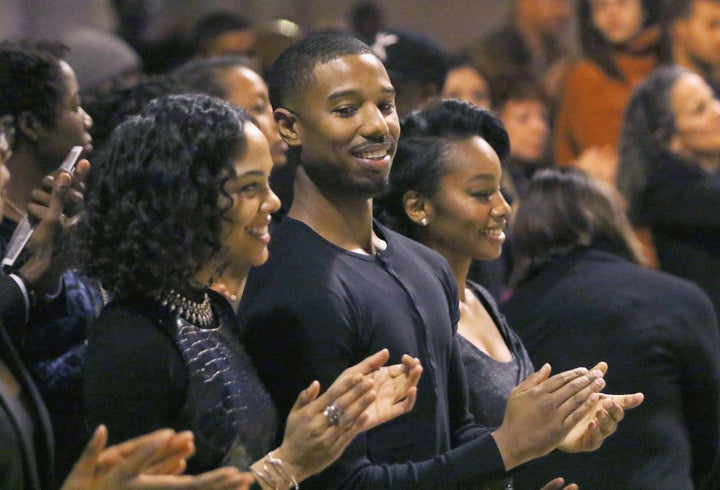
[
  {"left": 251, "top": 451, "right": 299, "bottom": 490},
  {"left": 267, "top": 450, "right": 299, "bottom": 490},
  {"left": 10, "top": 269, "right": 37, "bottom": 308}
]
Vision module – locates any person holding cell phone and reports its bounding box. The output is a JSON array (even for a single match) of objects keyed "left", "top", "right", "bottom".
[
  {"left": 0, "top": 39, "right": 105, "bottom": 479},
  {"left": 0, "top": 109, "right": 257, "bottom": 490}
]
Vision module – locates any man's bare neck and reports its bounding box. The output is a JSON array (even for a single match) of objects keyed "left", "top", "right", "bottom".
[{"left": 288, "top": 175, "right": 383, "bottom": 255}]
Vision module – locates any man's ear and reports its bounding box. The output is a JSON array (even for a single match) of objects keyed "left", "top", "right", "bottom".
[
  {"left": 403, "top": 190, "right": 432, "bottom": 225},
  {"left": 16, "top": 111, "right": 41, "bottom": 143},
  {"left": 274, "top": 108, "right": 302, "bottom": 147}
]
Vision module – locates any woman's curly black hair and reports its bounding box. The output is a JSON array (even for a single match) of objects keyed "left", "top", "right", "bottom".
[
  {"left": 375, "top": 98, "right": 509, "bottom": 238},
  {"left": 75, "top": 93, "right": 256, "bottom": 297}
]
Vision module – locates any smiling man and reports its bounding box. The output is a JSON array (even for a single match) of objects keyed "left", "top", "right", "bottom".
[{"left": 239, "top": 33, "right": 637, "bottom": 489}]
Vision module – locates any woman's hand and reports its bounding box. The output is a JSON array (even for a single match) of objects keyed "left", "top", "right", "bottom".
[
  {"left": 20, "top": 159, "right": 91, "bottom": 295},
  {"left": 267, "top": 349, "right": 421, "bottom": 484},
  {"left": 61, "top": 425, "right": 253, "bottom": 490},
  {"left": 558, "top": 363, "right": 644, "bottom": 453},
  {"left": 492, "top": 363, "right": 606, "bottom": 470},
  {"left": 540, "top": 477, "right": 578, "bottom": 490},
  {"left": 573, "top": 145, "right": 618, "bottom": 186},
  {"left": 361, "top": 353, "right": 422, "bottom": 431}
]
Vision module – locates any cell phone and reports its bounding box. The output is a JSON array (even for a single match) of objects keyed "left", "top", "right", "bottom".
[
  {"left": 0, "top": 115, "right": 15, "bottom": 159},
  {"left": 2, "top": 145, "right": 84, "bottom": 270}
]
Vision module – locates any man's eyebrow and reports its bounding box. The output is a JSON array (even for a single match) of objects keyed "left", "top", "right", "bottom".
[{"left": 327, "top": 86, "right": 396, "bottom": 100}]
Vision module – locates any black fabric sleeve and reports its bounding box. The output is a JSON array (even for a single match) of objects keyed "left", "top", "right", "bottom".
[
  {"left": 642, "top": 167, "right": 720, "bottom": 232},
  {"left": 83, "top": 307, "right": 187, "bottom": 446},
  {"left": 243, "top": 283, "right": 507, "bottom": 489},
  {"left": 674, "top": 286, "right": 720, "bottom": 485},
  {"left": 0, "top": 274, "right": 27, "bottom": 344}
]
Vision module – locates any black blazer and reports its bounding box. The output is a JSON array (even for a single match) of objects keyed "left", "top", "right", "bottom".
[{"left": 0, "top": 275, "right": 55, "bottom": 490}]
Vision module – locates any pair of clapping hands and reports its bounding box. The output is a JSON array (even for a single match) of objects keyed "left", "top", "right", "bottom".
[
  {"left": 60, "top": 348, "right": 422, "bottom": 490},
  {"left": 61, "top": 351, "right": 642, "bottom": 490}
]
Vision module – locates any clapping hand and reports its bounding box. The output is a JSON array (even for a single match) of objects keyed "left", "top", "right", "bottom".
[
  {"left": 61, "top": 425, "right": 253, "bottom": 490},
  {"left": 266, "top": 349, "right": 422, "bottom": 484},
  {"left": 559, "top": 362, "right": 644, "bottom": 453},
  {"left": 362, "top": 352, "right": 422, "bottom": 430}
]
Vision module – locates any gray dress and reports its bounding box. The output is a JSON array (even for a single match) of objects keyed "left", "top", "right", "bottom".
[{"left": 458, "top": 281, "right": 534, "bottom": 490}]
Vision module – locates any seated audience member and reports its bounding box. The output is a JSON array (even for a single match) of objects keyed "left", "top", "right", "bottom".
[
  {"left": 617, "top": 64, "right": 720, "bottom": 319},
  {"left": 370, "top": 29, "right": 449, "bottom": 116},
  {"left": 0, "top": 109, "right": 252, "bottom": 490},
  {"left": 172, "top": 56, "right": 293, "bottom": 301},
  {"left": 669, "top": 0, "right": 720, "bottom": 95},
  {"left": 172, "top": 56, "right": 289, "bottom": 168},
  {"left": 375, "top": 99, "right": 644, "bottom": 490},
  {"left": 502, "top": 168, "right": 720, "bottom": 489},
  {"left": 78, "top": 93, "right": 421, "bottom": 484},
  {"left": 0, "top": 39, "right": 106, "bottom": 478},
  {"left": 441, "top": 55, "right": 492, "bottom": 109},
  {"left": 555, "top": 0, "right": 670, "bottom": 172},
  {"left": 172, "top": 56, "right": 294, "bottom": 225},
  {"left": 348, "top": 1, "right": 385, "bottom": 45},
  {"left": 493, "top": 74, "right": 552, "bottom": 205},
  {"left": 190, "top": 11, "right": 258, "bottom": 68},
  {"left": 466, "top": 0, "right": 577, "bottom": 106},
  {"left": 240, "top": 32, "right": 640, "bottom": 489}
]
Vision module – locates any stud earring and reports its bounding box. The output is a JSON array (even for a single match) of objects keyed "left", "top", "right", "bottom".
[{"left": 420, "top": 218, "right": 429, "bottom": 226}]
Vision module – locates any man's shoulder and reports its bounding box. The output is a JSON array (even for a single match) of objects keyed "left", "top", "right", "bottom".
[{"left": 380, "top": 224, "right": 451, "bottom": 269}]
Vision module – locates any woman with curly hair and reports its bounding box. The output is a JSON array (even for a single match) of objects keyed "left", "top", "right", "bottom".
[{"left": 78, "top": 93, "right": 421, "bottom": 488}]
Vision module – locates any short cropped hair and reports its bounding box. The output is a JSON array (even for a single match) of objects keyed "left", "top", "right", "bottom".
[
  {"left": 191, "top": 11, "right": 253, "bottom": 56},
  {"left": 375, "top": 98, "right": 509, "bottom": 238},
  {"left": 266, "top": 33, "right": 376, "bottom": 111},
  {"left": 172, "top": 55, "right": 256, "bottom": 100},
  {"left": 0, "top": 40, "right": 68, "bottom": 131}
]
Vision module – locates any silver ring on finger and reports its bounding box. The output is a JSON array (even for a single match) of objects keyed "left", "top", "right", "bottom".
[{"left": 323, "top": 403, "right": 343, "bottom": 426}]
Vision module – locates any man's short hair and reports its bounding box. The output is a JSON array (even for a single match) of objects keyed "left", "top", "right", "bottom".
[
  {"left": 191, "top": 11, "right": 253, "bottom": 56},
  {"left": 0, "top": 40, "right": 67, "bottom": 128},
  {"left": 266, "top": 33, "right": 376, "bottom": 111},
  {"left": 668, "top": 0, "right": 720, "bottom": 20}
]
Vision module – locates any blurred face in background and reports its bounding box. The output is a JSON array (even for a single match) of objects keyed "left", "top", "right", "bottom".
[
  {"left": 519, "top": 0, "right": 574, "bottom": 36},
  {"left": 35, "top": 60, "right": 93, "bottom": 171},
  {"left": 670, "top": 71, "right": 720, "bottom": 165},
  {"left": 498, "top": 98, "right": 549, "bottom": 162},
  {"left": 0, "top": 115, "right": 13, "bottom": 216},
  {"left": 223, "top": 65, "right": 289, "bottom": 167},
  {"left": 591, "top": 0, "right": 646, "bottom": 45},
  {"left": 442, "top": 66, "right": 492, "bottom": 109},
  {"left": 674, "top": 0, "right": 720, "bottom": 69}
]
